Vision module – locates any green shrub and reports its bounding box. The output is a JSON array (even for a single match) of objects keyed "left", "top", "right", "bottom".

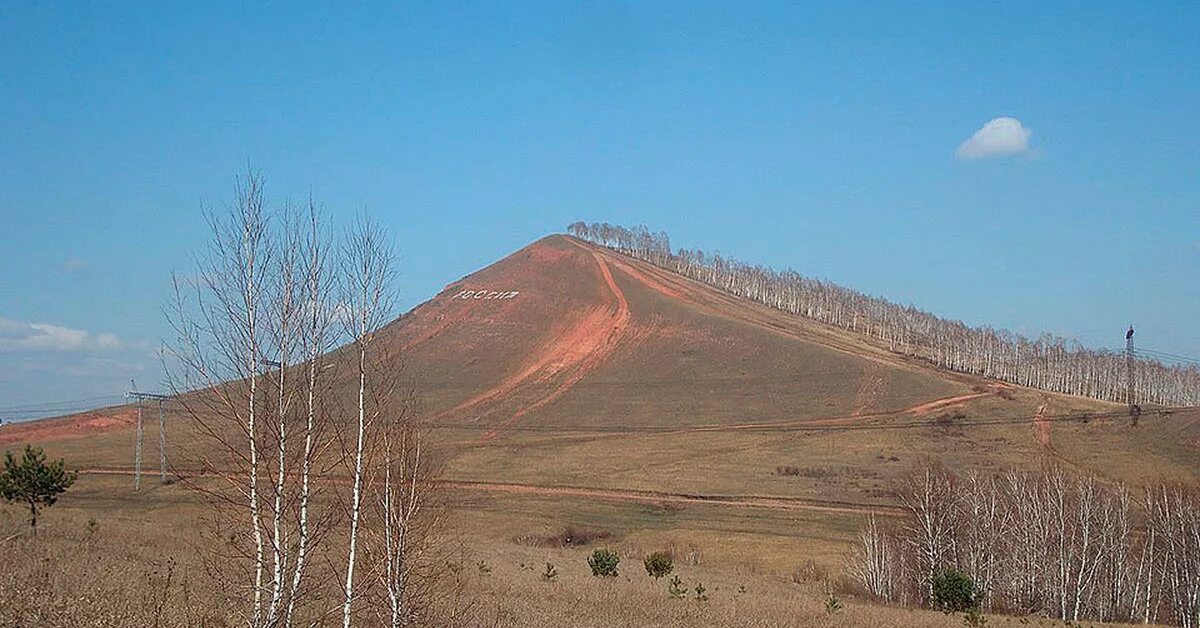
[
  {"left": 824, "top": 591, "right": 843, "bottom": 615},
  {"left": 668, "top": 575, "right": 687, "bottom": 599},
  {"left": 0, "top": 445, "right": 76, "bottom": 534},
  {"left": 962, "top": 607, "right": 988, "bottom": 627},
  {"left": 643, "top": 551, "right": 673, "bottom": 579},
  {"left": 932, "top": 568, "right": 980, "bottom": 613},
  {"left": 588, "top": 547, "right": 620, "bottom": 577}
]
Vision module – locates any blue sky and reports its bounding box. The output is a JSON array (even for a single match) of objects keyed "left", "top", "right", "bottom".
[{"left": 1, "top": 2, "right": 1197, "bottom": 414}]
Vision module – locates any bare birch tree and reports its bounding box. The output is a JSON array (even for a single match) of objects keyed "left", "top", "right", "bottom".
[
  {"left": 897, "top": 464, "right": 956, "bottom": 604},
  {"left": 369, "top": 377, "right": 442, "bottom": 628},
  {"left": 167, "top": 175, "right": 344, "bottom": 628},
  {"left": 339, "top": 215, "right": 396, "bottom": 628},
  {"left": 849, "top": 512, "right": 901, "bottom": 602},
  {"left": 1145, "top": 484, "right": 1200, "bottom": 628}
]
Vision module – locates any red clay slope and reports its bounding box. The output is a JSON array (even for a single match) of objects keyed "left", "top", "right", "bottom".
[
  {"left": 379, "top": 235, "right": 973, "bottom": 440},
  {"left": 4, "top": 235, "right": 994, "bottom": 447}
]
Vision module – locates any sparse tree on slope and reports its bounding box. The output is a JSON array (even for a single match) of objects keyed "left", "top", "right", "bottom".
[{"left": 0, "top": 445, "right": 76, "bottom": 535}]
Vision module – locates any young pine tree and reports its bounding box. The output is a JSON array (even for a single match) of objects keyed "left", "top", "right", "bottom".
[{"left": 0, "top": 445, "right": 76, "bottom": 535}]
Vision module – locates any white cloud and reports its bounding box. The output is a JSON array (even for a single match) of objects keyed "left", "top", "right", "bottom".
[
  {"left": 956, "top": 117, "right": 1033, "bottom": 159},
  {"left": 0, "top": 317, "right": 123, "bottom": 352}
]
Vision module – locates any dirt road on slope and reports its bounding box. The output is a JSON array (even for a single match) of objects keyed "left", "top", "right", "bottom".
[
  {"left": 443, "top": 480, "right": 902, "bottom": 515},
  {"left": 77, "top": 467, "right": 899, "bottom": 516},
  {"left": 439, "top": 241, "right": 633, "bottom": 441}
]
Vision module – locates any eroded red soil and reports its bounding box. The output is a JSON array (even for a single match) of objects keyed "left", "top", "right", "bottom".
[
  {"left": 439, "top": 241, "right": 634, "bottom": 441},
  {"left": 0, "top": 408, "right": 135, "bottom": 445}
]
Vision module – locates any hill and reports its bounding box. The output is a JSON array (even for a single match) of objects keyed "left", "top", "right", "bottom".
[
  {"left": 376, "top": 233, "right": 974, "bottom": 436},
  {"left": 3, "top": 232, "right": 1199, "bottom": 579}
]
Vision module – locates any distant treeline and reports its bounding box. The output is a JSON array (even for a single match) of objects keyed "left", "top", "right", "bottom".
[{"left": 566, "top": 222, "right": 1200, "bottom": 406}]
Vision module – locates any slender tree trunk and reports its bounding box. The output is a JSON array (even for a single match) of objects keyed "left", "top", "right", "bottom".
[{"left": 343, "top": 346, "right": 367, "bottom": 628}]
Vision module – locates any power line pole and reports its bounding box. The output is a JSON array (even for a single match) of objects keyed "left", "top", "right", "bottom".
[
  {"left": 158, "top": 400, "right": 167, "bottom": 483},
  {"left": 1125, "top": 325, "right": 1141, "bottom": 426},
  {"left": 127, "top": 380, "right": 171, "bottom": 490}
]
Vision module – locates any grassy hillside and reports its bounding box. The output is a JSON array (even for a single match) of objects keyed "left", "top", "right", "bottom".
[{"left": 2, "top": 233, "right": 1198, "bottom": 625}]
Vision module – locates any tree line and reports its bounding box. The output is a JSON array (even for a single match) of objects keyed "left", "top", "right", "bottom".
[
  {"left": 851, "top": 465, "right": 1200, "bottom": 627},
  {"left": 567, "top": 221, "right": 1200, "bottom": 406}
]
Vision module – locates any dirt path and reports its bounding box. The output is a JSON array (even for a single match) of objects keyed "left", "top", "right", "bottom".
[
  {"left": 444, "top": 480, "right": 902, "bottom": 515},
  {"left": 668, "top": 390, "right": 995, "bottom": 435},
  {"left": 908, "top": 392, "right": 991, "bottom": 416},
  {"left": 77, "top": 467, "right": 898, "bottom": 516},
  {"left": 851, "top": 364, "right": 885, "bottom": 417},
  {"left": 439, "top": 241, "right": 633, "bottom": 441},
  {"left": 1033, "top": 402, "right": 1051, "bottom": 448}
]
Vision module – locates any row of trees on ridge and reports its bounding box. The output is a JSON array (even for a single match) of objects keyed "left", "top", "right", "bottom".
[{"left": 567, "top": 221, "right": 1200, "bottom": 406}]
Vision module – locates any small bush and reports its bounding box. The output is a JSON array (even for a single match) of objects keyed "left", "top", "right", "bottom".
[
  {"left": 824, "top": 592, "right": 843, "bottom": 615},
  {"left": 775, "top": 465, "right": 801, "bottom": 476},
  {"left": 643, "top": 551, "right": 673, "bottom": 579},
  {"left": 962, "top": 607, "right": 988, "bottom": 627},
  {"left": 668, "top": 575, "right": 687, "bottom": 599},
  {"left": 693, "top": 582, "right": 708, "bottom": 602},
  {"left": 588, "top": 547, "right": 620, "bottom": 577},
  {"left": 588, "top": 547, "right": 624, "bottom": 578},
  {"left": 541, "top": 562, "right": 557, "bottom": 582},
  {"left": 932, "top": 568, "right": 980, "bottom": 613}
]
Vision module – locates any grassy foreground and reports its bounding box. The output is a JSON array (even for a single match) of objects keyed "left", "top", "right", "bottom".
[{"left": 0, "top": 474, "right": 1171, "bottom": 627}]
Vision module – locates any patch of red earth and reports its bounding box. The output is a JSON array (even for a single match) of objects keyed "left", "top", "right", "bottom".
[
  {"left": 605, "top": 255, "right": 693, "bottom": 303},
  {"left": 440, "top": 241, "right": 634, "bottom": 441},
  {"left": 393, "top": 238, "right": 573, "bottom": 354},
  {"left": 481, "top": 249, "right": 632, "bottom": 439},
  {"left": 0, "top": 409, "right": 135, "bottom": 445},
  {"left": 909, "top": 392, "right": 991, "bottom": 417},
  {"left": 520, "top": 243, "right": 573, "bottom": 264},
  {"left": 1033, "top": 402, "right": 1051, "bottom": 448}
]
